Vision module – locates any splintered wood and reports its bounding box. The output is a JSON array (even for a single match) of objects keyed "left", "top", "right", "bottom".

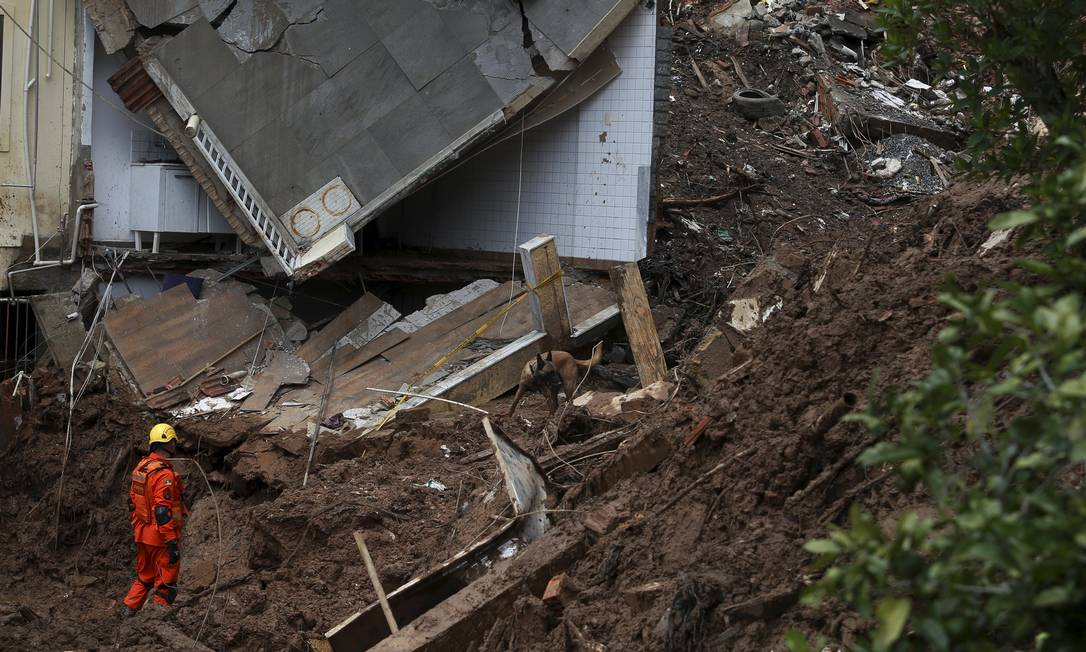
[{"left": 609, "top": 263, "right": 668, "bottom": 387}]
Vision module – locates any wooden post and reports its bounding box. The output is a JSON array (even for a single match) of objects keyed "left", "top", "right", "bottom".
[
  {"left": 609, "top": 262, "right": 667, "bottom": 387},
  {"left": 518, "top": 235, "right": 571, "bottom": 345},
  {"left": 353, "top": 531, "right": 399, "bottom": 635}
]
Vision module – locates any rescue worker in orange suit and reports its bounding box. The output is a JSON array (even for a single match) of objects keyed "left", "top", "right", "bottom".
[{"left": 121, "top": 423, "right": 189, "bottom": 617}]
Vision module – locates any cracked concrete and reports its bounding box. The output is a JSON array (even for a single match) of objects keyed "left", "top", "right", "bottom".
[{"left": 148, "top": 0, "right": 633, "bottom": 269}]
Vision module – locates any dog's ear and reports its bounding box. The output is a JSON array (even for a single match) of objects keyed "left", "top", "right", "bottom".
[
  {"left": 535, "top": 353, "right": 545, "bottom": 369},
  {"left": 546, "top": 351, "right": 553, "bottom": 362}
]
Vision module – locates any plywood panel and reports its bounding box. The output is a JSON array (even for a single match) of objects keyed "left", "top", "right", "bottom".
[
  {"left": 104, "top": 284, "right": 266, "bottom": 395},
  {"left": 297, "top": 293, "right": 386, "bottom": 364}
]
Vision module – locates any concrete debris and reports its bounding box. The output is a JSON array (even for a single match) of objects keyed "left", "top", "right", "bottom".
[
  {"left": 397, "top": 280, "right": 500, "bottom": 333},
  {"left": 573, "top": 381, "right": 674, "bottom": 420},
  {"left": 867, "top": 157, "right": 902, "bottom": 179},
  {"left": 709, "top": 0, "right": 754, "bottom": 31},
  {"left": 864, "top": 133, "right": 952, "bottom": 194}
]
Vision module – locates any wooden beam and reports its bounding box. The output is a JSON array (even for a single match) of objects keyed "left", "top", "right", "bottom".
[
  {"left": 353, "top": 531, "right": 399, "bottom": 635},
  {"left": 609, "top": 262, "right": 667, "bottom": 387},
  {"left": 518, "top": 235, "right": 571, "bottom": 345},
  {"left": 436, "top": 332, "right": 549, "bottom": 411}
]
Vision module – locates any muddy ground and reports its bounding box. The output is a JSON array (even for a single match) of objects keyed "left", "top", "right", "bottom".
[{"left": 0, "top": 4, "right": 1024, "bottom": 652}]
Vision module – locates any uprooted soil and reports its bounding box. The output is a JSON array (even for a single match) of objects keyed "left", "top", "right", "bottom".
[{"left": 0, "top": 6, "right": 1029, "bottom": 652}]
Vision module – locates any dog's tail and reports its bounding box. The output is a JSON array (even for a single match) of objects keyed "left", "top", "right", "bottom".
[{"left": 574, "top": 341, "right": 604, "bottom": 371}]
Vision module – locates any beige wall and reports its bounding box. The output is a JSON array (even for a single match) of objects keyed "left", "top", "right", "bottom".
[{"left": 0, "top": 0, "right": 80, "bottom": 288}]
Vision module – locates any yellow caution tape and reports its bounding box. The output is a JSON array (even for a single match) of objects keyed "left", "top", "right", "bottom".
[{"left": 370, "top": 269, "right": 563, "bottom": 432}]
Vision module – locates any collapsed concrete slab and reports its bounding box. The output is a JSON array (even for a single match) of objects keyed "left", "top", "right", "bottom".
[{"left": 135, "top": 0, "right": 643, "bottom": 276}]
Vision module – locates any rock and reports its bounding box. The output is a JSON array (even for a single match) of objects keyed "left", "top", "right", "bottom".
[
  {"left": 753, "top": 1, "right": 768, "bottom": 17},
  {"left": 283, "top": 318, "right": 308, "bottom": 343},
  {"left": 747, "top": 18, "right": 765, "bottom": 32},
  {"left": 583, "top": 504, "right": 629, "bottom": 536},
  {"left": 685, "top": 326, "right": 739, "bottom": 390},
  {"left": 606, "top": 343, "right": 630, "bottom": 364},
  {"left": 542, "top": 573, "right": 581, "bottom": 608},
  {"left": 765, "top": 15, "right": 781, "bottom": 28},
  {"left": 868, "top": 157, "right": 903, "bottom": 178},
  {"left": 827, "top": 15, "right": 868, "bottom": 40},
  {"left": 708, "top": 0, "right": 753, "bottom": 30},
  {"left": 574, "top": 382, "right": 675, "bottom": 419}
]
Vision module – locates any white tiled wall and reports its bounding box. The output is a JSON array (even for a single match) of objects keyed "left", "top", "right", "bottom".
[{"left": 382, "top": 6, "right": 657, "bottom": 264}]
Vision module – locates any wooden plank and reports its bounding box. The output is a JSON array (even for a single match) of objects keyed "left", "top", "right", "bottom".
[
  {"left": 104, "top": 284, "right": 266, "bottom": 396},
  {"left": 438, "top": 332, "right": 549, "bottom": 412},
  {"left": 609, "top": 262, "right": 667, "bottom": 387},
  {"left": 334, "top": 328, "right": 410, "bottom": 378},
  {"left": 519, "top": 235, "right": 571, "bottom": 345},
  {"left": 297, "top": 293, "right": 385, "bottom": 364}
]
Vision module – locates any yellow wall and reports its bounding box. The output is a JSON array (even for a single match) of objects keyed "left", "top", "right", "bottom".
[{"left": 0, "top": 0, "right": 80, "bottom": 287}]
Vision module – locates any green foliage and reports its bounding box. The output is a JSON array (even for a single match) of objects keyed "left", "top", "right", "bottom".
[{"left": 796, "top": 0, "right": 1086, "bottom": 649}]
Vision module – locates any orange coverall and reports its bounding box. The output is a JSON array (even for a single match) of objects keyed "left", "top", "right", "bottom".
[{"left": 123, "top": 452, "right": 188, "bottom": 609}]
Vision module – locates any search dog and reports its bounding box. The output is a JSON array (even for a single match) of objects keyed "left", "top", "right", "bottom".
[{"left": 508, "top": 342, "right": 603, "bottom": 416}]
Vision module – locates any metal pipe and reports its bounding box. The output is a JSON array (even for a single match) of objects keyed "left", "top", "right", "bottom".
[
  {"left": 24, "top": 0, "right": 40, "bottom": 260},
  {"left": 45, "top": 0, "right": 53, "bottom": 79},
  {"left": 60, "top": 203, "right": 97, "bottom": 265},
  {"left": 8, "top": 263, "right": 59, "bottom": 299},
  {"left": 27, "top": 202, "right": 97, "bottom": 267}
]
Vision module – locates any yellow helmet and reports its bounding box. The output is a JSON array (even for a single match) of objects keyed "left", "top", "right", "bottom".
[{"left": 149, "top": 423, "right": 177, "bottom": 445}]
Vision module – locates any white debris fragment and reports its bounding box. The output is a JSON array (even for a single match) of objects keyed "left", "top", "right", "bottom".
[
  {"left": 868, "top": 157, "right": 903, "bottom": 178},
  {"left": 498, "top": 539, "right": 523, "bottom": 560},
  {"left": 170, "top": 396, "right": 233, "bottom": 417},
  {"left": 424, "top": 479, "right": 447, "bottom": 492},
  {"left": 227, "top": 387, "right": 253, "bottom": 401}
]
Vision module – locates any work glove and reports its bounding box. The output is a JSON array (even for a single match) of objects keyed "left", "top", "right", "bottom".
[{"left": 167, "top": 540, "right": 180, "bottom": 565}]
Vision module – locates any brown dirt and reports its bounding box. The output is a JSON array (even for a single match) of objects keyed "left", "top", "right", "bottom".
[{"left": 0, "top": 5, "right": 1028, "bottom": 652}]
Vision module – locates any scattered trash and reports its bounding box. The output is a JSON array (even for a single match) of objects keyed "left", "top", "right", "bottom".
[
  {"left": 498, "top": 539, "right": 523, "bottom": 560},
  {"left": 732, "top": 88, "right": 787, "bottom": 120},
  {"left": 867, "top": 157, "right": 903, "bottom": 178},
  {"left": 423, "top": 479, "right": 447, "bottom": 492},
  {"left": 170, "top": 396, "right": 234, "bottom": 418},
  {"left": 709, "top": 0, "right": 753, "bottom": 30}
]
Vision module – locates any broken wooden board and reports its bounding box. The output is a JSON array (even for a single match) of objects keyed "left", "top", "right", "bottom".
[
  {"left": 297, "top": 293, "right": 387, "bottom": 364},
  {"left": 321, "top": 281, "right": 615, "bottom": 417},
  {"left": 356, "top": 523, "right": 587, "bottom": 652},
  {"left": 240, "top": 351, "right": 311, "bottom": 412},
  {"left": 334, "top": 328, "right": 410, "bottom": 379},
  {"left": 103, "top": 284, "right": 267, "bottom": 397}
]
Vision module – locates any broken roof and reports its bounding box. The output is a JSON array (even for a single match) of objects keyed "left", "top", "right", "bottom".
[{"left": 135, "top": 0, "right": 640, "bottom": 276}]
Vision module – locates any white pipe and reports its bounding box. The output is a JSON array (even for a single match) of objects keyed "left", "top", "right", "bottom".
[
  {"left": 24, "top": 0, "right": 40, "bottom": 261},
  {"left": 6, "top": 203, "right": 98, "bottom": 296},
  {"left": 7, "top": 263, "right": 58, "bottom": 299},
  {"left": 45, "top": 0, "right": 52, "bottom": 79}
]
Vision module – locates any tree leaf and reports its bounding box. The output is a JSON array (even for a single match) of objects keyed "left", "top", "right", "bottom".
[
  {"left": 804, "top": 539, "right": 842, "bottom": 555},
  {"left": 783, "top": 630, "right": 812, "bottom": 652},
  {"left": 873, "top": 597, "right": 911, "bottom": 650},
  {"left": 1034, "top": 586, "right": 1072, "bottom": 607}
]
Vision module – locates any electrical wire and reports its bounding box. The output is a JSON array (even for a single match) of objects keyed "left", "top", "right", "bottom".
[
  {"left": 54, "top": 251, "right": 127, "bottom": 545},
  {"left": 0, "top": 6, "right": 170, "bottom": 139},
  {"left": 498, "top": 114, "right": 527, "bottom": 337},
  {"left": 167, "top": 457, "right": 223, "bottom": 649}
]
